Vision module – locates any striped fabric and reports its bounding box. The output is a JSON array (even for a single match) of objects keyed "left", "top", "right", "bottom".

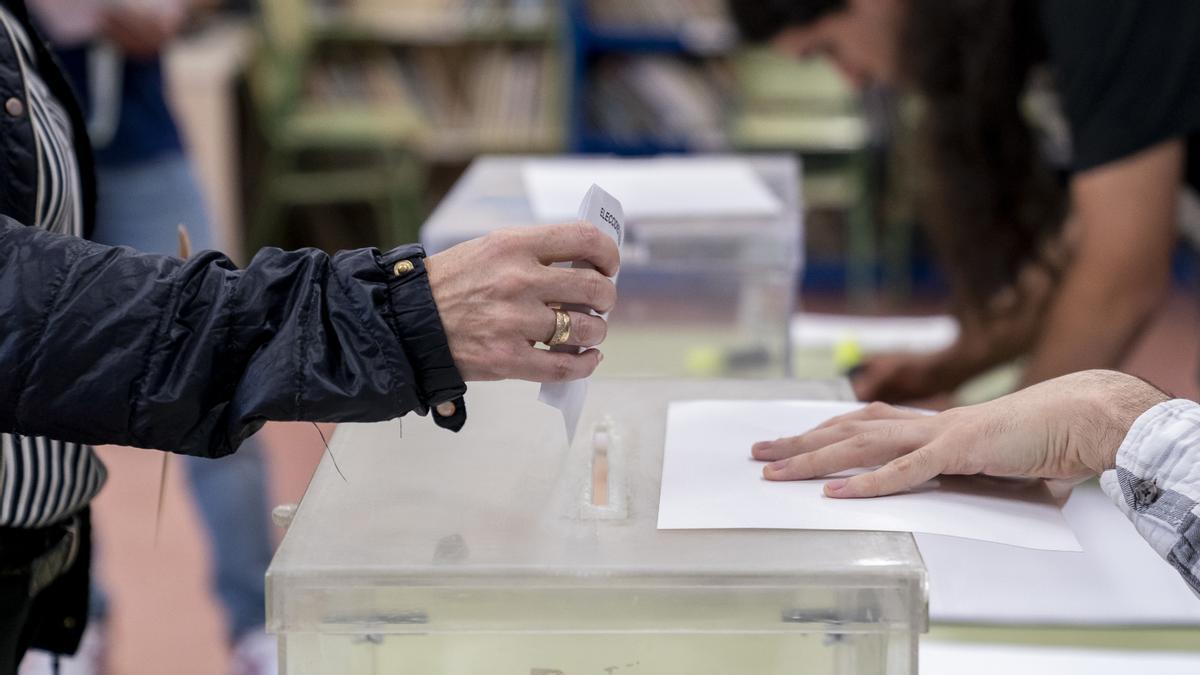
[
  {"left": 0, "top": 5, "right": 82, "bottom": 235},
  {"left": 0, "top": 6, "right": 105, "bottom": 528},
  {"left": 1100, "top": 399, "right": 1200, "bottom": 596}
]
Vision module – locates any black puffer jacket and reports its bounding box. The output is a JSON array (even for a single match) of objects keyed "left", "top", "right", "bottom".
[
  {"left": 0, "top": 218, "right": 467, "bottom": 456},
  {"left": 0, "top": 0, "right": 465, "bottom": 456}
]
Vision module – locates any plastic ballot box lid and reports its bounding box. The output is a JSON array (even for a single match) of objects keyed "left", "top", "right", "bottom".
[
  {"left": 420, "top": 155, "right": 803, "bottom": 274},
  {"left": 267, "top": 379, "right": 927, "bottom": 638}
]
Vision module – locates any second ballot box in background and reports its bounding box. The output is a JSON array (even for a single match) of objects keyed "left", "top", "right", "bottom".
[{"left": 420, "top": 155, "right": 802, "bottom": 379}]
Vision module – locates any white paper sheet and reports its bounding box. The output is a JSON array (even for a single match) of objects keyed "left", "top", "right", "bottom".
[
  {"left": 921, "top": 642, "right": 1200, "bottom": 675},
  {"left": 918, "top": 482, "right": 1200, "bottom": 625},
  {"left": 656, "top": 400, "right": 1081, "bottom": 551},
  {"left": 792, "top": 313, "right": 960, "bottom": 354},
  {"left": 538, "top": 185, "right": 624, "bottom": 443},
  {"left": 523, "top": 158, "right": 782, "bottom": 223}
]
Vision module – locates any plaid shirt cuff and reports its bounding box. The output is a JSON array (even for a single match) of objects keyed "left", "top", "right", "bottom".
[{"left": 1100, "top": 399, "right": 1200, "bottom": 596}]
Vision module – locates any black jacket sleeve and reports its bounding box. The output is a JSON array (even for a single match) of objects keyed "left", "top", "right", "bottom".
[{"left": 0, "top": 216, "right": 467, "bottom": 458}]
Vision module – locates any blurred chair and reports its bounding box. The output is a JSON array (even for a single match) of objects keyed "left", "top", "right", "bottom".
[
  {"left": 246, "top": 0, "right": 426, "bottom": 253},
  {"left": 730, "top": 50, "right": 890, "bottom": 306}
]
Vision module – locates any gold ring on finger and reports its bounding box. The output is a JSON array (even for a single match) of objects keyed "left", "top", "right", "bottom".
[{"left": 547, "top": 309, "right": 572, "bottom": 347}]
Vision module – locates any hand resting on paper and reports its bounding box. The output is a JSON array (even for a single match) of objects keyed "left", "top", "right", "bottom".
[
  {"left": 425, "top": 223, "right": 618, "bottom": 383},
  {"left": 753, "top": 370, "right": 1168, "bottom": 498}
]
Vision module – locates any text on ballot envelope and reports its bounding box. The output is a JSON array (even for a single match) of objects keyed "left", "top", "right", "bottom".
[
  {"left": 538, "top": 184, "right": 624, "bottom": 443},
  {"left": 656, "top": 400, "right": 1081, "bottom": 551}
]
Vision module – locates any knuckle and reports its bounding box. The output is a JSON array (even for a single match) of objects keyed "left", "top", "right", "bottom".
[
  {"left": 779, "top": 436, "right": 807, "bottom": 456},
  {"left": 801, "top": 453, "right": 830, "bottom": 476},
  {"left": 574, "top": 220, "right": 600, "bottom": 244},
  {"left": 584, "top": 273, "right": 605, "bottom": 305},
  {"left": 834, "top": 421, "right": 863, "bottom": 438},
  {"left": 582, "top": 351, "right": 602, "bottom": 377},
  {"left": 551, "top": 353, "right": 575, "bottom": 382},
  {"left": 850, "top": 432, "right": 876, "bottom": 451},
  {"left": 598, "top": 277, "right": 617, "bottom": 311},
  {"left": 580, "top": 315, "right": 607, "bottom": 345},
  {"left": 856, "top": 472, "right": 881, "bottom": 495},
  {"left": 488, "top": 228, "right": 519, "bottom": 254},
  {"left": 784, "top": 454, "right": 807, "bottom": 474},
  {"left": 495, "top": 271, "right": 524, "bottom": 298},
  {"left": 772, "top": 454, "right": 801, "bottom": 475},
  {"left": 891, "top": 453, "right": 919, "bottom": 475},
  {"left": 865, "top": 401, "right": 894, "bottom": 416},
  {"left": 518, "top": 268, "right": 544, "bottom": 294},
  {"left": 603, "top": 234, "right": 620, "bottom": 257}
]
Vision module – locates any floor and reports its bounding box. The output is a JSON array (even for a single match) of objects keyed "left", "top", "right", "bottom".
[
  {"left": 41, "top": 290, "right": 1200, "bottom": 675},
  {"left": 86, "top": 421, "right": 328, "bottom": 675}
]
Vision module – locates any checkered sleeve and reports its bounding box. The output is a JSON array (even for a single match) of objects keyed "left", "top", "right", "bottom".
[{"left": 1099, "top": 399, "right": 1200, "bottom": 595}]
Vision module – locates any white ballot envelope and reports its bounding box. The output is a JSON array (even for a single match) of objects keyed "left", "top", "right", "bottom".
[{"left": 538, "top": 185, "right": 624, "bottom": 443}]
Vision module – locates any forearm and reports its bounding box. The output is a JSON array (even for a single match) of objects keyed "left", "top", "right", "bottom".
[
  {"left": 1100, "top": 399, "right": 1200, "bottom": 595},
  {"left": 922, "top": 303, "right": 1043, "bottom": 392},
  {"left": 0, "top": 218, "right": 463, "bottom": 457},
  {"left": 1020, "top": 264, "right": 1167, "bottom": 387},
  {"left": 1022, "top": 141, "right": 1182, "bottom": 386}
]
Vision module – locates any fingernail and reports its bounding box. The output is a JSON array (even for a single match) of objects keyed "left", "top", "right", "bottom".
[
  {"left": 824, "top": 479, "right": 848, "bottom": 495},
  {"left": 597, "top": 351, "right": 605, "bottom": 363},
  {"left": 766, "top": 460, "right": 788, "bottom": 472}
]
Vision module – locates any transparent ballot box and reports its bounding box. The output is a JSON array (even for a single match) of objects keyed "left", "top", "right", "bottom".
[
  {"left": 420, "top": 156, "right": 802, "bottom": 378},
  {"left": 267, "top": 379, "right": 928, "bottom": 674}
]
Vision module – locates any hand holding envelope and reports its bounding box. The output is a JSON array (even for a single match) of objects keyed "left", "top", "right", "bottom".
[
  {"left": 426, "top": 218, "right": 619, "bottom": 384},
  {"left": 539, "top": 185, "right": 625, "bottom": 443}
]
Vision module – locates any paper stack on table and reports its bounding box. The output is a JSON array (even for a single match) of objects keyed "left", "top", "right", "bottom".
[
  {"left": 522, "top": 158, "right": 782, "bottom": 222},
  {"left": 538, "top": 184, "right": 624, "bottom": 443},
  {"left": 656, "top": 400, "right": 1081, "bottom": 551},
  {"left": 792, "top": 313, "right": 960, "bottom": 354}
]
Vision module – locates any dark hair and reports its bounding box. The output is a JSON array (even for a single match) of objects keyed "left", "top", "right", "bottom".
[
  {"left": 728, "top": 0, "right": 846, "bottom": 43},
  {"left": 728, "top": 0, "right": 1065, "bottom": 310}
]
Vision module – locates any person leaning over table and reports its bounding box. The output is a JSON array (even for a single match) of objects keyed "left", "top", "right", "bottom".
[
  {"left": 728, "top": 0, "right": 1200, "bottom": 403},
  {"left": 0, "top": 1, "right": 618, "bottom": 671}
]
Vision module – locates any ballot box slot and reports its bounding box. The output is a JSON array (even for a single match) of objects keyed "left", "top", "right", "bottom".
[
  {"left": 591, "top": 425, "right": 610, "bottom": 507},
  {"left": 578, "top": 416, "right": 627, "bottom": 520}
]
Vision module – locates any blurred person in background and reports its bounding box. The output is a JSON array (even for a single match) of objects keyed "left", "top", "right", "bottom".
[
  {"left": 732, "top": 0, "right": 1200, "bottom": 601},
  {"left": 23, "top": 2, "right": 278, "bottom": 673},
  {"left": 729, "top": 0, "right": 1200, "bottom": 404},
  {"left": 0, "top": 0, "right": 619, "bottom": 672}
]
